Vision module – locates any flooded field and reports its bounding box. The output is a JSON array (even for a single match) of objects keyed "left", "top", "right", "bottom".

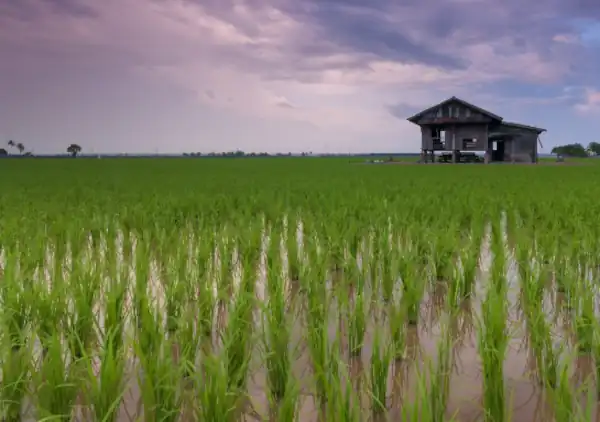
[{"left": 1, "top": 157, "right": 600, "bottom": 421}]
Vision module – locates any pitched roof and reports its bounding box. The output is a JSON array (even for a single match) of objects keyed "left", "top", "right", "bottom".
[{"left": 406, "top": 96, "right": 503, "bottom": 123}]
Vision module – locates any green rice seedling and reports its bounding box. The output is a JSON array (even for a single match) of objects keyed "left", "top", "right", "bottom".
[
  {"left": 221, "top": 286, "right": 254, "bottom": 396},
  {"left": 306, "top": 301, "right": 330, "bottom": 406},
  {"left": 347, "top": 288, "right": 367, "bottom": 358},
  {"left": 457, "top": 235, "right": 480, "bottom": 301},
  {"left": 514, "top": 229, "right": 533, "bottom": 288},
  {"left": 539, "top": 322, "right": 559, "bottom": 389},
  {"left": 323, "top": 219, "right": 346, "bottom": 273},
  {"left": 0, "top": 335, "right": 31, "bottom": 421},
  {"left": 217, "top": 233, "right": 236, "bottom": 307},
  {"left": 377, "top": 228, "right": 397, "bottom": 303},
  {"left": 591, "top": 319, "right": 600, "bottom": 398},
  {"left": 554, "top": 255, "right": 570, "bottom": 294},
  {"left": 263, "top": 230, "right": 293, "bottom": 403},
  {"left": 84, "top": 328, "right": 127, "bottom": 422},
  {"left": 331, "top": 374, "right": 362, "bottom": 422},
  {"left": 34, "top": 333, "right": 81, "bottom": 421},
  {"left": 171, "top": 234, "right": 208, "bottom": 376},
  {"left": 573, "top": 277, "right": 595, "bottom": 353},
  {"left": 547, "top": 352, "right": 575, "bottom": 422},
  {"left": 132, "top": 237, "right": 156, "bottom": 352},
  {"left": 33, "top": 278, "right": 62, "bottom": 360},
  {"left": 346, "top": 225, "right": 362, "bottom": 272},
  {"left": 176, "top": 299, "right": 201, "bottom": 380},
  {"left": 323, "top": 351, "right": 361, "bottom": 422},
  {"left": 1, "top": 249, "right": 32, "bottom": 353},
  {"left": 522, "top": 287, "right": 556, "bottom": 387},
  {"left": 195, "top": 351, "right": 238, "bottom": 422},
  {"left": 269, "top": 372, "right": 300, "bottom": 422},
  {"left": 161, "top": 240, "right": 188, "bottom": 337},
  {"left": 197, "top": 260, "right": 216, "bottom": 342},
  {"left": 304, "top": 255, "right": 333, "bottom": 406},
  {"left": 135, "top": 337, "right": 182, "bottom": 422},
  {"left": 389, "top": 300, "right": 407, "bottom": 361},
  {"left": 0, "top": 248, "right": 34, "bottom": 422},
  {"left": 286, "top": 214, "right": 301, "bottom": 282},
  {"left": 477, "top": 253, "right": 509, "bottom": 422},
  {"left": 432, "top": 228, "right": 456, "bottom": 281},
  {"left": 428, "top": 315, "right": 452, "bottom": 422},
  {"left": 103, "top": 256, "right": 128, "bottom": 356},
  {"left": 400, "top": 360, "right": 433, "bottom": 422},
  {"left": 489, "top": 221, "right": 506, "bottom": 293},
  {"left": 401, "top": 256, "right": 425, "bottom": 327},
  {"left": 370, "top": 326, "right": 392, "bottom": 416},
  {"left": 132, "top": 242, "right": 183, "bottom": 422}
]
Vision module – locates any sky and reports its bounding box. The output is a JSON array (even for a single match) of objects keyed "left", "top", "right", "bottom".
[{"left": 1, "top": 0, "right": 600, "bottom": 155}]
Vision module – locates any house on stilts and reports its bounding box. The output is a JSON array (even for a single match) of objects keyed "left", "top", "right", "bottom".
[{"left": 407, "top": 97, "right": 546, "bottom": 163}]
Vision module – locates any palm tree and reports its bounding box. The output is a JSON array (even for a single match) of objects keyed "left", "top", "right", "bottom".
[
  {"left": 16, "top": 143, "right": 24, "bottom": 154},
  {"left": 67, "top": 144, "right": 82, "bottom": 157},
  {"left": 7, "top": 140, "right": 15, "bottom": 150}
]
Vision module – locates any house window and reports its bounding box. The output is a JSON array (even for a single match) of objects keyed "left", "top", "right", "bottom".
[
  {"left": 463, "top": 138, "right": 477, "bottom": 149},
  {"left": 432, "top": 128, "right": 446, "bottom": 149},
  {"left": 465, "top": 108, "right": 471, "bottom": 117},
  {"left": 436, "top": 107, "right": 442, "bottom": 117}
]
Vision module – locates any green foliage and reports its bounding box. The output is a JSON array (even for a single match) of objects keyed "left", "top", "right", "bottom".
[{"left": 551, "top": 143, "right": 587, "bottom": 157}]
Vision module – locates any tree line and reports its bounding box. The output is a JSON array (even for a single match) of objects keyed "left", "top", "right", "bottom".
[
  {"left": 551, "top": 142, "right": 600, "bottom": 158},
  {"left": 1, "top": 141, "right": 82, "bottom": 157}
]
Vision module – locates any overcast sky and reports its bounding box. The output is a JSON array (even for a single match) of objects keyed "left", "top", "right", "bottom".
[{"left": 1, "top": 0, "right": 600, "bottom": 154}]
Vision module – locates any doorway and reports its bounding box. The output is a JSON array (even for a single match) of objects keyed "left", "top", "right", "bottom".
[{"left": 491, "top": 140, "right": 505, "bottom": 162}]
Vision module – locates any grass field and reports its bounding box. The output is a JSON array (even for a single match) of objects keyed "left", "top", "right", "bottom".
[{"left": 2, "top": 157, "right": 600, "bottom": 421}]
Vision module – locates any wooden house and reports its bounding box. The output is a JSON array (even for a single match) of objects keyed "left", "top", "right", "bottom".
[{"left": 407, "top": 97, "right": 546, "bottom": 163}]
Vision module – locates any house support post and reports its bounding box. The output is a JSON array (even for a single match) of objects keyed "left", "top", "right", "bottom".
[
  {"left": 511, "top": 139, "right": 516, "bottom": 164},
  {"left": 452, "top": 126, "right": 457, "bottom": 163}
]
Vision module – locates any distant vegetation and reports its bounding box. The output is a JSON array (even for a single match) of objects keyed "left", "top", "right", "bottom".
[
  {"left": 551, "top": 142, "right": 600, "bottom": 157},
  {"left": 182, "top": 150, "right": 313, "bottom": 157},
  {"left": 67, "top": 144, "right": 82, "bottom": 157},
  {"left": 2, "top": 141, "right": 85, "bottom": 158}
]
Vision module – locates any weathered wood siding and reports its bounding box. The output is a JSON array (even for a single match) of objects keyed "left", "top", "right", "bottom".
[
  {"left": 420, "top": 124, "right": 488, "bottom": 151},
  {"left": 452, "top": 125, "right": 488, "bottom": 150},
  {"left": 421, "top": 126, "right": 433, "bottom": 150},
  {"left": 504, "top": 132, "right": 538, "bottom": 162}
]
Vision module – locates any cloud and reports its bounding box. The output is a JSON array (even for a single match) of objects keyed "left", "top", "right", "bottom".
[
  {"left": 575, "top": 88, "right": 600, "bottom": 114},
  {"left": 386, "top": 102, "right": 423, "bottom": 120},
  {"left": 1, "top": 0, "right": 600, "bottom": 153}
]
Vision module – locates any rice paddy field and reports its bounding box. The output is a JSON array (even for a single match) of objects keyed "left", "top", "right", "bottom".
[{"left": 2, "top": 157, "right": 600, "bottom": 421}]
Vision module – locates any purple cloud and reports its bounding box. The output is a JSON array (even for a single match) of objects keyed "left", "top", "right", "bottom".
[{"left": 0, "top": 0, "right": 599, "bottom": 154}]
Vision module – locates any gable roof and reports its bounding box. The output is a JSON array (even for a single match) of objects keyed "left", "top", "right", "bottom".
[{"left": 407, "top": 96, "right": 503, "bottom": 124}]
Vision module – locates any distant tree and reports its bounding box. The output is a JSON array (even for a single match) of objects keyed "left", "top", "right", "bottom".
[
  {"left": 587, "top": 142, "right": 600, "bottom": 155},
  {"left": 16, "top": 143, "right": 25, "bottom": 154},
  {"left": 0, "top": 148, "right": 7, "bottom": 156},
  {"left": 7, "top": 140, "right": 15, "bottom": 149},
  {"left": 67, "top": 144, "right": 82, "bottom": 157},
  {"left": 551, "top": 143, "right": 587, "bottom": 157}
]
